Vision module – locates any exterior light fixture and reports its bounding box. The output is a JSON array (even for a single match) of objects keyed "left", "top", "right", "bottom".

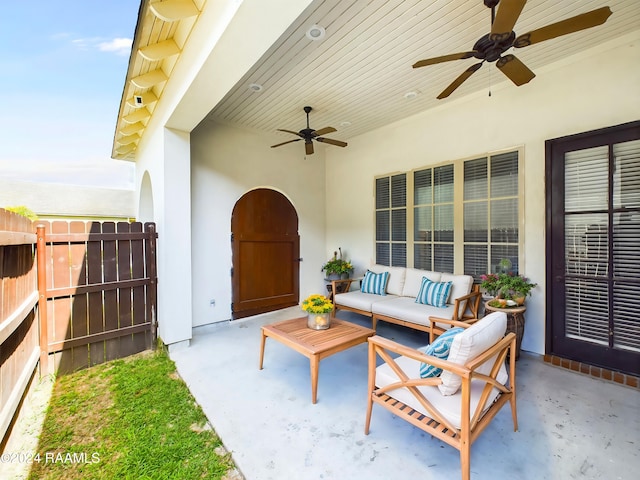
[{"left": 305, "top": 25, "right": 326, "bottom": 41}]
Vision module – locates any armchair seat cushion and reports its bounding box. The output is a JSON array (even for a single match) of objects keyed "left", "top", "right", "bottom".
[{"left": 375, "top": 356, "right": 502, "bottom": 430}]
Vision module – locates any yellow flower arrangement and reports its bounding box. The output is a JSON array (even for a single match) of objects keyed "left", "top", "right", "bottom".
[{"left": 301, "top": 294, "right": 334, "bottom": 314}]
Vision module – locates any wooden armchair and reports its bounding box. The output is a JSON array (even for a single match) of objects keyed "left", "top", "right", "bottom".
[{"left": 365, "top": 312, "right": 517, "bottom": 480}]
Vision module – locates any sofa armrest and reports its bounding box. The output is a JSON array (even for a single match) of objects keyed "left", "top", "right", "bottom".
[
  {"left": 451, "top": 287, "right": 482, "bottom": 322},
  {"left": 330, "top": 278, "right": 357, "bottom": 298}
]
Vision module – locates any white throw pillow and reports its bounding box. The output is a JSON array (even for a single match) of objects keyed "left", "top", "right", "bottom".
[{"left": 438, "top": 311, "right": 508, "bottom": 396}]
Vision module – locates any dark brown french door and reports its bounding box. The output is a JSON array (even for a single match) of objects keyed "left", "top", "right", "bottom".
[{"left": 546, "top": 121, "right": 640, "bottom": 375}]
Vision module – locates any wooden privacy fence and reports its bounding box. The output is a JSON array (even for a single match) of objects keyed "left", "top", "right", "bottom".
[
  {"left": 37, "top": 221, "right": 157, "bottom": 374},
  {"left": 0, "top": 212, "right": 158, "bottom": 445},
  {"left": 0, "top": 210, "right": 38, "bottom": 445}
]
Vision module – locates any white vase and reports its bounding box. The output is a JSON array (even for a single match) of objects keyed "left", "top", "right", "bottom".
[{"left": 307, "top": 313, "right": 331, "bottom": 330}]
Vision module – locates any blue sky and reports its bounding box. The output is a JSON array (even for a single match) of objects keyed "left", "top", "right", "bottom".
[{"left": 0, "top": 1, "right": 139, "bottom": 189}]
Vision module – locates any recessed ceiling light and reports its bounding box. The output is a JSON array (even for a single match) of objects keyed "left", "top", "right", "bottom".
[
  {"left": 248, "top": 83, "right": 263, "bottom": 92},
  {"left": 340, "top": 121, "right": 351, "bottom": 128},
  {"left": 404, "top": 91, "right": 418, "bottom": 100},
  {"left": 306, "top": 24, "right": 326, "bottom": 41}
]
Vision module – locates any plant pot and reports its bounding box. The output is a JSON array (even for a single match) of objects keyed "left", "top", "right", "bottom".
[
  {"left": 307, "top": 313, "right": 331, "bottom": 330},
  {"left": 514, "top": 295, "right": 526, "bottom": 306}
]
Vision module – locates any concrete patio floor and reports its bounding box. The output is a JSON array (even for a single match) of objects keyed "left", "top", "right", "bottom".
[{"left": 170, "top": 306, "right": 639, "bottom": 480}]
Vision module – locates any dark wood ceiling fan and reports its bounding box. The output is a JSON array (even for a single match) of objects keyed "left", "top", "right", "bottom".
[
  {"left": 413, "top": 0, "right": 613, "bottom": 99},
  {"left": 271, "top": 106, "right": 347, "bottom": 155}
]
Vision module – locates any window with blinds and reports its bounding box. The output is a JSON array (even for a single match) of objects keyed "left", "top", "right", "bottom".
[
  {"left": 375, "top": 174, "right": 407, "bottom": 266},
  {"left": 374, "top": 150, "right": 520, "bottom": 274},
  {"left": 564, "top": 138, "right": 640, "bottom": 352},
  {"left": 414, "top": 165, "right": 454, "bottom": 272},
  {"left": 463, "top": 151, "right": 519, "bottom": 278}
]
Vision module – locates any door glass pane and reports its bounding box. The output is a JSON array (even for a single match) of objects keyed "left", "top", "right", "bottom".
[
  {"left": 565, "top": 146, "right": 608, "bottom": 212},
  {"left": 613, "top": 139, "right": 640, "bottom": 209},
  {"left": 565, "top": 213, "right": 608, "bottom": 277},
  {"left": 565, "top": 278, "right": 609, "bottom": 345}
]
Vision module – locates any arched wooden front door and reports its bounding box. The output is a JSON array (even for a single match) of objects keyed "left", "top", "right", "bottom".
[{"left": 231, "top": 189, "right": 300, "bottom": 319}]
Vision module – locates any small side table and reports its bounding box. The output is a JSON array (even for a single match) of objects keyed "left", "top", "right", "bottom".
[{"left": 484, "top": 301, "right": 526, "bottom": 360}]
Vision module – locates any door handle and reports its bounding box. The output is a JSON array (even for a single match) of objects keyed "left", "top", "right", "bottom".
[{"left": 294, "top": 258, "right": 303, "bottom": 262}]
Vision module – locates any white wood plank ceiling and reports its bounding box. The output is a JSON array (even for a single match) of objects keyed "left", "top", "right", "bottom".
[{"left": 113, "top": 0, "right": 640, "bottom": 160}]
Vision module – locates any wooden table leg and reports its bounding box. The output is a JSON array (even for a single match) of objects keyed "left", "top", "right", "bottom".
[
  {"left": 310, "top": 354, "right": 319, "bottom": 404},
  {"left": 259, "top": 330, "right": 267, "bottom": 370}
]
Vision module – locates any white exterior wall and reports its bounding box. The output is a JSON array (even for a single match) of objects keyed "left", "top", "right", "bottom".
[
  {"left": 190, "top": 121, "right": 330, "bottom": 326},
  {"left": 324, "top": 32, "right": 640, "bottom": 355}
]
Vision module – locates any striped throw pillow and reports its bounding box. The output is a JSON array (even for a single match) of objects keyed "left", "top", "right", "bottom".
[
  {"left": 415, "top": 277, "right": 452, "bottom": 308},
  {"left": 360, "top": 270, "right": 389, "bottom": 295},
  {"left": 419, "top": 327, "right": 465, "bottom": 378}
]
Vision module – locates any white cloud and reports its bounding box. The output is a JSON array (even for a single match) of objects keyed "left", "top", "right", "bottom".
[
  {"left": 66, "top": 36, "right": 132, "bottom": 56},
  {"left": 98, "top": 37, "right": 133, "bottom": 56}
]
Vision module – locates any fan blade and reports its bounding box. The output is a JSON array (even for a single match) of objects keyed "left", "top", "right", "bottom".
[
  {"left": 490, "top": 0, "right": 527, "bottom": 41},
  {"left": 496, "top": 54, "right": 535, "bottom": 86},
  {"left": 413, "top": 51, "right": 476, "bottom": 68},
  {"left": 277, "top": 128, "right": 304, "bottom": 138},
  {"left": 312, "top": 127, "right": 337, "bottom": 137},
  {"left": 316, "top": 137, "right": 348, "bottom": 148},
  {"left": 514, "top": 6, "right": 612, "bottom": 48},
  {"left": 437, "top": 62, "right": 483, "bottom": 99},
  {"left": 305, "top": 141, "right": 314, "bottom": 155},
  {"left": 271, "top": 139, "right": 302, "bottom": 148}
]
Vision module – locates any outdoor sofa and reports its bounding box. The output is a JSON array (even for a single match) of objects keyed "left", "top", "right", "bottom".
[{"left": 332, "top": 264, "right": 481, "bottom": 336}]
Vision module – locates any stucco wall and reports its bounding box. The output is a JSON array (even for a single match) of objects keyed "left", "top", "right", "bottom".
[
  {"left": 323, "top": 32, "right": 640, "bottom": 355},
  {"left": 190, "top": 121, "right": 331, "bottom": 326}
]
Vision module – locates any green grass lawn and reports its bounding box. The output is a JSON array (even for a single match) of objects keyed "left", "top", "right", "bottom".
[{"left": 28, "top": 349, "right": 239, "bottom": 480}]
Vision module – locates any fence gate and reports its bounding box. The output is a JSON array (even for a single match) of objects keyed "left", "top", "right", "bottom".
[{"left": 37, "top": 221, "right": 158, "bottom": 374}]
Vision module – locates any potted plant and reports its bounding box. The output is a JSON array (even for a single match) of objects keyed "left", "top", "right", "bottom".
[
  {"left": 301, "top": 294, "right": 334, "bottom": 329},
  {"left": 321, "top": 248, "right": 354, "bottom": 280},
  {"left": 481, "top": 272, "right": 537, "bottom": 306}
]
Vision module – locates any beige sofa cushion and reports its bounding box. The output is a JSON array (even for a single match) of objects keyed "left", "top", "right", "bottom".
[
  {"left": 440, "top": 273, "right": 474, "bottom": 305},
  {"left": 334, "top": 290, "right": 398, "bottom": 313},
  {"left": 372, "top": 297, "right": 454, "bottom": 330},
  {"left": 439, "top": 311, "right": 508, "bottom": 396},
  {"left": 369, "top": 264, "right": 406, "bottom": 296},
  {"left": 402, "top": 268, "right": 441, "bottom": 297}
]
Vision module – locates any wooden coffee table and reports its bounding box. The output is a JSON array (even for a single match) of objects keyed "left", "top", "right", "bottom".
[{"left": 259, "top": 316, "right": 375, "bottom": 404}]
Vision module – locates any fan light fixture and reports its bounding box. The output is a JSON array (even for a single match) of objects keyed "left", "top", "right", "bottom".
[{"left": 306, "top": 25, "right": 326, "bottom": 41}]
